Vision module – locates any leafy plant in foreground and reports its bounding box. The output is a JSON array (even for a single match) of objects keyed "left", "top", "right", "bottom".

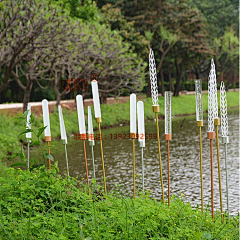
[{"left": 8, "top": 110, "right": 54, "bottom": 170}]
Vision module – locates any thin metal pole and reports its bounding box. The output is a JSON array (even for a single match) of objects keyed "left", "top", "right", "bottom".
[
  {"left": 133, "top": 138, "right": 136, "bottom": 199},
  {"left": 98, "top": 122, "right": 107, "bottom": 197},
  {"left": 141, "top": 147, "right": 144, "bottom": 192},
  {"left": 210, "top": 139, "right": 214, "bottom": 219},
  {"left": 83, "top": 139, "right": 90, "bottom": 195},
  {"left": 167, "top": 140, "right": 170, "bottom": 206},
  {"left": 216, "top": 125, "right": 223, "bottom": 222},
  {"left": 199, "top": 126, "right": 203, "bottom": 213},
  {"left": 64, "top": 143, "right": 69, "bottom": 177},
  {"left": 27, "top": 142, "right": 30, "bottom": 171},
  {"left": 155, "top": 112, "right": 165, "bottom": 204},
  {"left": 47, "top": 141, "right": 51, "bottom": 170},
  {"left": 91, "top": 145, "right": 95, "bottom": 179},
  {"left": 224, "top": 143, "right": 230, "bottom": 221}
]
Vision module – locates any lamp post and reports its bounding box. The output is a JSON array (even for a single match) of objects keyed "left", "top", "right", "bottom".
[
  {"left": 207, "top": 63, "right": 216, "bottom": 219},
  {"left": 76, "top": 95, "right": 90, "bottom": 193},
  {"left": 42, "top": 99, "right": 51, "bottom": 170},
  {"left": 210, "top": 59, "right": 223, "bottom": 221},
  {"left": 195, "top": 80, "right": 204, "bottom": 212},
  {"left": 220, "top": 81, "right": 230, "bottom": 221},
  {"left": 149, "top": 48, "right": 165, "bottom": 203},
  {"left": 91, "top": 80, "right": 107, "bottom": 197},
  {"left": 88, "top": 106, "right": 96, "bottom": 179},
  {"left": 58, "top": 105, "right": 69, "bottom": 177},
  {"left": 130, "top": 93, "right": 137, "bottom": 199},
  {"left": 165, "top": 91, "right": 172, "bottom": 206},
  {"left": 26, "top": 103, "right": 31, "bottom": 171},
  {"left": 137, "top": 101, "right": 145, "bottom": 192}
]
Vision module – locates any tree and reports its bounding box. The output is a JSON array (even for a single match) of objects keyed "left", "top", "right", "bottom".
[{"left": 213, "top": 27, "right": 239, "bottom": 90}]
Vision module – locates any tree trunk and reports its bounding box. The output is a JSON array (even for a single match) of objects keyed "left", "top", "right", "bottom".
[
  {"left": 100, "top": 92, "right": 108, "bottom": 104},
  {"left": 173, "top": 59, "right": 182, "bottom": 96},
  {"left": 23, "top": 81, "right": 33, "bottom": 112},
  {"left": 147, "top": 78, "right": 151, "bottom": 97},
  {"left": 160, "top": 68, "right": 164, "bottom": 95},
  {"left": 168, "top": 65, "right": 174, "bottom": 92}
]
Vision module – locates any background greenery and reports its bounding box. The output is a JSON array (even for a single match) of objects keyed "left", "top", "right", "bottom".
[{"left": 0, "top": 0, "right": 238, "bottom": 106}]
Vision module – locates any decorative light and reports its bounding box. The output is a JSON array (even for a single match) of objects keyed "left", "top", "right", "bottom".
[
  {"left": 220, "top": 81, "right": 228, "bottom": 137},
  {"left": 195, "top": 80, "right": 203, "bottom": 121},
  {"left": 149, "top": 48, "right": 159, "bottom": 106}
]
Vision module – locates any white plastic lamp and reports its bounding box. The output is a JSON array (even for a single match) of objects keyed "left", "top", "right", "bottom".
[
  {"left": 91, "top": 80, "right": 101, "bottom": 119},
  {"left": 58, "top": 105, "right": 69, "bottom": 176},
  {"left": 88, "top": 106, "right": 96, "bottom": 179},
  {"left": 137, "top": 100, "right": 145, "bottom": 192},
  {"left": 76, "top": 95, "right": 89, "bottom": 191},
  {"left": 76, "top": 95, "right": 86, "bottom": 137},
  {"left": 130, "top": 93, "right": 137, "bottom": 199},
  {"left": 42, "top": 99, "right": 51, "bottom": 170},
  {"left": 130, "top": 93, "right": 136, "bottom": 135},
  {"left": 26, "top": 103, "right": 31, "bottom": 170},
  {"left": 42, "top": 99, "right": 51, "bottom": 140},
  {"left": 91, "top": 79, "right": 107, "bottom": 196}
]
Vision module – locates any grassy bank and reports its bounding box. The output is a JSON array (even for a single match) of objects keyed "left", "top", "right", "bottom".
[
  {"left": 0, "top": 92, "right": 239, "bottom": 161},
  {"left": 0, "top": 167, "right": 239, "bottom": 239}
]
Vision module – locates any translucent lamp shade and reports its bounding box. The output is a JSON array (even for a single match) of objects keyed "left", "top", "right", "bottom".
[
  {"left": 195, "top": 80, "right": 203, "bottom": 121},
  {"left": 130, "top": 93, "right": 136, "bottom": 133},
  {"left": 26, "top": 103, "right": 31, "bottom": 139},
  {"left": 91, "top": 80, "right": 101, "bottom": 118},
  {"left": 76, "top": 95, "right": 86, "bottom": 134},
  {"left": 42, "top": 99, "right": 51, "bottom": 137},
  {"left": 137, "top": 101, "right": 145, "bottom": 147},
  {"left": 88, "top": 106, "right": 95, "bottom": 145},
  {"left": 58, "top": 105, "right": 67, "bottom": 144},
  {"left": 165, "top": 91, "right": 172, "bottom": 135}
]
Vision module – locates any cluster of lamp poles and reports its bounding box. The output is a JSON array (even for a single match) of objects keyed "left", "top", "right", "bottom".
[{"left": 25, "top": 50, "right": 230, "bottom": 220}]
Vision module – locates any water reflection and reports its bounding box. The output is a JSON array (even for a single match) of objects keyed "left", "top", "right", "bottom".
[{"left": 30, "top": 110, "right": 239, "bottom": 215}]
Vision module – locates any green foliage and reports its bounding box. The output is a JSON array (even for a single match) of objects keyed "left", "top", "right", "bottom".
[
  {"left": 0, "top": 167, "right": 239, "bottom": 238},
  {"left": 187, "top": 0, "right": 239, "bottom": 38}
]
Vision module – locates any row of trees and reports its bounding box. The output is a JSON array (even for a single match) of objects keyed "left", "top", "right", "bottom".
[
  {"left": 96, "top": 0, "right": 239, "bottom": 96},
  {"left": 0, "top": 0, "right": 146, "bottom": 110},
  {"left": 0, "top": 0, "right": 239, "bottom": 111}
]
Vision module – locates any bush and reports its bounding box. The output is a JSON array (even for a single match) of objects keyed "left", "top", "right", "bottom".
[{"left": 0, "top": 167, "right": 239, "bottom": 239}]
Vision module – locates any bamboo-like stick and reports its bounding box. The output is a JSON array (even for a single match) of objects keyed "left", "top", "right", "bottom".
[
  {"left": 98, "top": 122, "right": 107, "bottom": 197},
  {"left": 132, "top": 138, "right": 136, "bottom": 199},
  {"left": 210, "top": 138, "right": 214, "bottom": 219},
  {"left": 199, "top": 125, "right": 203, "bottom": 212},
  {"left": 83, "top": 138, "right": 90, "bottom": 194},
  {"left": 215, "top": 122, "right": 223, "bottom": 222}
]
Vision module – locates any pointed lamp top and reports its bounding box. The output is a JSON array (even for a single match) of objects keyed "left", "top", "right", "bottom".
[
  {"left": 149, "top": 48, "right": 159, "bottom": 106},
  {"left": 220, "top": 81, "right": 228, "bottom": 138}
]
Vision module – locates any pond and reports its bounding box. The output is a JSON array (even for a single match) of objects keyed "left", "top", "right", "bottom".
[{"left": 29, "top": 109, "right": 239, "bottom": 215}]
